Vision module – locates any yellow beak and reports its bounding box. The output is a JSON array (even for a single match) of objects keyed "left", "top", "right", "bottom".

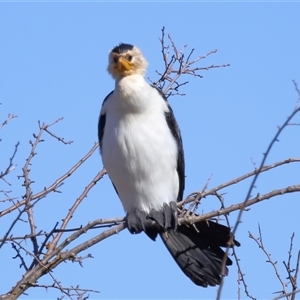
[{"left": 117, "top": 57, "right": 132, "bottom": 71}]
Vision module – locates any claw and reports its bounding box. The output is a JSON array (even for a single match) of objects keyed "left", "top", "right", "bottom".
[
  {"left": 149, "top": 201, "right": 178, "bottom": 231},
  {"left": 169, "top": 201, "right": 178, "bottom": 231},
  {"left": 148, "top": 209, "right": 165, "bottom": 228},
  {"left": 126, "top": 210, "right": 150, "bottom": 234},
  {"left": 163, "top": 203, "right": 172, "bottom": 229},
  {"left": 127, "top": 202, "right": 179, "bottom": 235}
]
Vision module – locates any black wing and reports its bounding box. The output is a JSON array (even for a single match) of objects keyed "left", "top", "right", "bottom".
[
  {"left": 98, "top": 91, "right": 119, "bottom": 195},
  {"left": 152, "top": 86, "right": 185, "bottom": 202},
  {"left": 98, "top": 91, "right": 113, "bottom": 153}
]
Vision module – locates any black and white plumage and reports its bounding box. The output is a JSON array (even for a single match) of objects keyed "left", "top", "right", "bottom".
[{"left": 98, "top": 43, "right": 239, "bottom": 287}]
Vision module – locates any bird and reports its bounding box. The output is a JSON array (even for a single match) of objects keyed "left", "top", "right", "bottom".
[{"left": 98, "top": 42, "right": 240, "bottom": 287}]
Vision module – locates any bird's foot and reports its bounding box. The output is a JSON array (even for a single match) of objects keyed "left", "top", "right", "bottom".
[
  {"left": 126, "top": 210, "right": 152, "bottom": 234},
  {"left": 126, "top": 202, "right": 178, "bottom": 237},
  {"left": 148, "top": 201, "right": 178, "bottom": 231}
]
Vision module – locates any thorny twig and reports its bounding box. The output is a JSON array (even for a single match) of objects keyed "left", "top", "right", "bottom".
[
  {"left": 19, "top": 119, "right": 71, "bottom": 263},
  {"left": 282, "top": 233, "right": 300, "bottom": 300},
  {"left": 25, "top": 283, "right": 99, "bottom": 298},
  {"left": 0, "top": 142, "right": 19, "bottom": 182},
  {"left": 49, "top": 168, "right": 107, "bottom": 251},
  {"left": 179, "top": 158, "right": 300, "bottom": 208},
  {"left": 0, "top": 143, "right": 101, "bottom": 218},
  {"left": 4, "top": 179, "right": 299, "bottom": 300},
  {"left": 0, "top": 113, "right": 17, "bottom": 131},
  {"left": 149, "top": 26, "right": 230, "bottom": 98},
  {"left": 217, "top": 97, "right": 300, "bottom": 300},
  {"left": 12, "top": 242, "right": 29, "bottom": 271},
  {"left": 0, "top": 118, "right": 104, "bottom": 299},
  {"left": 215, "top": 194, "right": 256, "bottom": 300},
  {"left": 248, "top": 230, "right": 300, "bottom": 300},
  {"left": 39, "top": 118, "right": 73, "bottom": 145},
  {"left": 249, "top": 225, "right": 288, "bottom": 298},
  {"left": 273, "top": 289, "right": 300, "bottom": 300}
]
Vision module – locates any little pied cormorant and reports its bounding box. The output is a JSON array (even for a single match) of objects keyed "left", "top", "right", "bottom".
[{"left": 98, "top": 43, "right": 239, "bottom": 287}]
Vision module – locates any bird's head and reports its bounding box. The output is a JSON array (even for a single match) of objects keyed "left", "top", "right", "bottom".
[{"left": 107, "top": 43, "right": 148, "bottom": 79}]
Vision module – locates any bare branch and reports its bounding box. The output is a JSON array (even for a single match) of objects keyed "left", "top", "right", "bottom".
[
  {"left": 39, "top": 118, "right": 73, "bottom": 145},
  {"left": 0, "top": 143, "right": 100, "bottom": 218},
  {"left": 282, "top": 233, "right": 300, "bottom": 300},
  {"left": 0, "top": 113, "right": 17, "bottom": 131},
  {"left": 234, "top": 106, "right": 300, "bottom": 231},
  {"left": 179, "top": 158, "right": 300, "bottom": 208},
  {"left": 12, "top": 242, "right": 29, "bottom": 271},
  {"left": 249, "top": 225, "right": 288, "bottom": 298},
  {"left": 294, "top": 251, "right": 300, "bottom": 298},
  {"left": 150, "top": 27, "right": 230, "bottom": 98},
  {"left": 217, "top": 101, "right": 300, "bottom": 299},
  {"left": 49, "top": 168, "right": 107, "bottom": 251},
  {"left": 2, "top": 222, "right": 126, "bottom": 300},
  {"left": 272, "top": 289, "right": 300, "bottom": 300},
  {"left": 0, "top": 142, "right": 19, "bottom": 181}
]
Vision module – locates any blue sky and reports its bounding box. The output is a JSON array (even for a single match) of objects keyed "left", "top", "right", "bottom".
[{"left": 1, "top": 2, "right": 300, "bottom": 299}]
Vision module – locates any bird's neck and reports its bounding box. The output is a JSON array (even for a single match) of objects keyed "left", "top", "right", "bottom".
[
  {"left": 115, "top": 74, "right": 147, "bottom": 99},
  {"left": 112, "top": 75, "right": 151, "bottom": 113}
]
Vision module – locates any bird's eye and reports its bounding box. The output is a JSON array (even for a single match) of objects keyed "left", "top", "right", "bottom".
[
  {"left": 113, "top": 57, "right": 118, "bottom": 63},
  {"left": 127, "top": 55, "right": 133, "bottom": 61}
]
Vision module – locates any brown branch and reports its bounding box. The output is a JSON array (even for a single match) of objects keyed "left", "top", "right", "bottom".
[
  {"left": 12, "top": 242, "right": 29, "bottom": 271},
  {"left": 40, "top": 118, "right": 73, "bottom": 145},
  {"left": 49, "top": 168, "right": 107, "bottom": 251},
  {"left": 272, "top": 289, "right": 300, "bottom": 300},
  {"left": 0, "top": 217, "right": 124, "bottom": 243},
  {"left": 0, "top": 205, "right": 28, "bottom": 249},
  {"left": 0, "top": 231, "right": 46, "bottom": 242},
  {"left": 293, "top": 80, "right": 300, "bottom": 100},
  {"left": 3, "top": 180, "right": 300, "bottom": 300},
  {"left": 0, "top": 113, "right": 17, "bottom": 131},
  {"left": 28, "top": 223, "right": 59, "bottom": 270},
  {"left": 235, "top": 257, "right": 256, "bottom": 300},
  {"left": 0, "top": 143, "right": 100, "bottom": 218},
  {"left": 215, "top": 194, "right": 256, "bottom": 300},
  {"left": 286, "top": 234, "right": 296, "bottom": 288},
  {"left": 3, "top": 154, "right": 295, "bottom": 221},
  {"left": 249, "top": 225, "right": 288, "bottom": 298},
  {"left": 2, "top": 222, "right": 126, "bottom": 300},
  {"left": 151, "top": 27, "right": 230, "bottom": 98},
  {"left": 183, "top": 184, "right": 300, "bottom": 225},
  {"left": 179, "top": 158, "right": 300, "bottom": 208},
  {"left": 21, "top": 122, "right": 46, "bottom": 261},
  {"left": 217, "top": 102, "right": 300, "bottom": 300},
  {"left": 283, "top": 233, "right": 300, "bottom": 300},
  {"left": 294, "top": 251, "right": 300, "bottom": 299},
  {"left": 0, "top": 142, "right": 19, "bottom": 181},
  {"left": 26, "top": 283, "right": 99, "bottom": 298}
]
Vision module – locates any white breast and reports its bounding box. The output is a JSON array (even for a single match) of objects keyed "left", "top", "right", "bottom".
[{"left": 101, "top": 75, "right": 179, "bottom": 213}]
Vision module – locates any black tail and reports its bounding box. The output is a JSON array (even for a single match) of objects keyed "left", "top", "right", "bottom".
[{"left": 159, "top": 221, "right": 240, "bottom": 287}]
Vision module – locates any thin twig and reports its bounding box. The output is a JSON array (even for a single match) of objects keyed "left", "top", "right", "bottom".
[
  {"left": 217, "top": 104, "right": 300, "bottom": 300},
  {"left": 0, "top": 114, "right": 17, "bottom": 131},
  {"left": 0, "top": 143, "right": 100, "bottom": 218},
  {"left": 0, "top": 142, "right": 19, "bottom": 181},
  {"left": 40, "top": 118, "right": 73, "bottom": 145},
  {"left": 249, "top": 225, "right": 288, "bottom": 298},
  {"left": 151, "top": 27, "right": 230, "bottom": 98},
  {"left": 49, "top": 168, "right": 107, "bottom": 251}
]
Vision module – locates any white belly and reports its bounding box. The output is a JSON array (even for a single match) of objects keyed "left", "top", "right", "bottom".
[{"left": 102, "top": 111, "right": 179, "bottom": 214}]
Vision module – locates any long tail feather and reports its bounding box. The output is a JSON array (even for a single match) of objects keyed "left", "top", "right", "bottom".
[{"left": 159, "top": 221, "right": 240, "bottom": 287}]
